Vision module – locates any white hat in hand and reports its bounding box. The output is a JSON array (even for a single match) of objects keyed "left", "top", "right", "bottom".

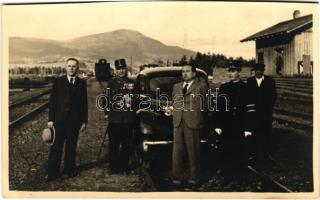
[{"left": 42, "top": 126, "right": 56, "bottom": 146}]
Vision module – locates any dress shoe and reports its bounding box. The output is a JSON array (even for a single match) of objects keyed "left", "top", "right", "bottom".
[
  {"left": 46, "top": 174, "right": 60, "bottom": 182},
  {"left": 172, "top": 180, "right": 183, "bottom": 190},
  {"left": 172, "top": 180, "right": 182, "bottom": 185},
  {"left": 62, "top": 171, "right": 79, "bottom": 179},
  {"left": 67, "top": 171, "right": 79, "bottom": 178},
  {"left": 188, "top": 180, "right": 199, "bottom": 189}
]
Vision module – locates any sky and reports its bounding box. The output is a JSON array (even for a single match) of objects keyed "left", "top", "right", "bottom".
[{"left": 3, "top": 1, "right": 318, "bottom": 59}]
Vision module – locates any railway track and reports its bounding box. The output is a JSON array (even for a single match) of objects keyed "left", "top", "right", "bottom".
[
  {"left": 9, "top": 102, "right": 50, "bottom": 131},
  {"left": 140, "top": 160, "right": 294, "bottom": 192},
  {"left": 247, "top": 165, "right": 293, "bottom": 192},
  {"left": 273, "top": 78, "right": 313, "bottom": 133},
  {"left": 9, "top": 89, "right": 51, "bottom": 110},
  {"left": 9, "top": 90, "right": 51, "bottom": 131}
]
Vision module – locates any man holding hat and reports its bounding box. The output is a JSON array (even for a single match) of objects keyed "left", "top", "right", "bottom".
[
  {"left": 244, "top": 63, "right": 277, "bottom": 169},
  {"left": 105, "top": 58, "right": 136, "bottom": 173},
  {"left": 214, "top": 60, "right": 247, "bottom": 181},
  {"left": 47, "top": 57, "right": 88, "bottom": 181}
]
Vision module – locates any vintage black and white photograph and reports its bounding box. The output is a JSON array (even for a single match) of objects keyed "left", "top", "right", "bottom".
[{"left": 1, "top": 1, "right": 319, "bottom": 198}]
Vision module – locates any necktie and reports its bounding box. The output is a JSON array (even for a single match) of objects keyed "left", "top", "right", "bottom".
[
  {"left": 183, "top": 83, "right": 189, "bottom": 96},
  {"left": 69, "top": 77, "right": 74, "bottom": 90}
]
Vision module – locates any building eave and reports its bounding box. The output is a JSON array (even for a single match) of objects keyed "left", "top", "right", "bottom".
[{"left": 240, "top": 14, "right": 313, "bottom": 43}]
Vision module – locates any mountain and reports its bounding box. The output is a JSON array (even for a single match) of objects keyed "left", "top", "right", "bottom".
[{"left": 9, "top": 29, "right": 196, "bottom": 66}]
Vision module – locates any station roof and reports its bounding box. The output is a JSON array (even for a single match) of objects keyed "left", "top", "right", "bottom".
[{"left": 240, "top": 14, "right": 312, "bottom": 42}]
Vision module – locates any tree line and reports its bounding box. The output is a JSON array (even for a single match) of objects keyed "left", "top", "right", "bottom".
[
  {"left": 9, "top": 62, "right": 89, "bottom": 75},
  {"left": 143, "top": 52, "right": 255, "bottom": 75},
  {"left": 9, "top": 66, "right": 67, "bottom": 75},
  {"left": 175, "top": 52, "right": 256, "bottom": 75}
]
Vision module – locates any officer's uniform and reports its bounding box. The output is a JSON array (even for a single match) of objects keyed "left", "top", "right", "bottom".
[
  {"left": 106, "top": 59, "right": 136, "bottom": 173},
  {"left": 215, "top": 61, "right": 247, "bottom": 180}
]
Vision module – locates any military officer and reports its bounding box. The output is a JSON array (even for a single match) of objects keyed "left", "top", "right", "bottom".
[
  {"left": 214, "top": 61, "right": 247, "bottom": 181},
  {"left": 105, "top": 58, "right": 136, "bottom": 174}
]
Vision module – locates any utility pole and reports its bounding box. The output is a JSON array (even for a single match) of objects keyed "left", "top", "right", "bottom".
[
  {"left": 130, "top": 56, "right": 133, "bottom": 74},
  {"left": 183, "top": 28, "right": 188, "bottom": 48}
]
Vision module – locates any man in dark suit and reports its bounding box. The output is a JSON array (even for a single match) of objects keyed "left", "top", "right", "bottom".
[
  {"left": 47, "top": 57, "right": 88, "bottom": 181},
  {"left": 244, "top": 63, "right": 277, "bottom": 169},
  {"left": 171, "top": 65, "right": 208, "bottom": 187},
  {"left": 214, "top": 61, "right": 247, "bottom": 181}
]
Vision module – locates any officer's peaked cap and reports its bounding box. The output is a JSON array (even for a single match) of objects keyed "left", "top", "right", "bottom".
[
  {"left": 115, "top": 58, "right": 127, "bottom": 69},
  {"left": 228, "top": 60, "right": 242, "bottom": 71}
]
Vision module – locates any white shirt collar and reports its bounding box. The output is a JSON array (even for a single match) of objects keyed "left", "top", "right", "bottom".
[
  {"left": 255, "top": 75, "right": 264, "bottom": 87},
  {"left": 255, "top": 75, "right": 264, "bottom": 81},
  {"left": 67, "top": 75, "right": 76, "bottom": 84},
  {"left": 232, "top": 79, "right": 240, "bottom": 83},
  {"left": 183, "top": 79, "right": 194, "bottom": 90}
]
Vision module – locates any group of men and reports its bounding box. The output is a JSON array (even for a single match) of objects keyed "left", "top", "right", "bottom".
[
  {"left": 46, "top": 58, "right": 277, "bottom": 189},
  {"left": 167, "top": 61, "right": 276, "bottom": 187},
  {"left": 214, "top": 61, "right": 277, "bottom": 183}
]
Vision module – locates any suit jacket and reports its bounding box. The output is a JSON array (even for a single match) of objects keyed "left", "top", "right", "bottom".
[
  {"left": 172, "top": 78, "right": 208, "bottom": 129},
  {"left": 244, "top": 75, "right": 277, "bottom": 131},
  {"left": 49, "top": 75, "right": 88, "bottom": 127}
]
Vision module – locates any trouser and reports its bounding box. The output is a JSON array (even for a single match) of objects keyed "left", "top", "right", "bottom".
[
  {"left": 47, "top": 122, "right": 80, "bottom": 177},
  {"left": 220, "top": 135, "right": 246, "bottom": 179},
  {"left": 108, "top": 123, "right": 132, "bottom": 172},
  {"left": 172, "top": 119, "right": 200, "bottom": 183},
  {"left": 248, "top": 125, "right": 273, "bottom": 168}
]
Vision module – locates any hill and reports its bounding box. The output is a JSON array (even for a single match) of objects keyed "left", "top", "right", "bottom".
[{"left": 9, "top": 29, "right": 196, "bottom": 66}]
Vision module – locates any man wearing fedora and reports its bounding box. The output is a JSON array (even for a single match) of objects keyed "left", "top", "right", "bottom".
[
  {"left": 214, "top": 61, "right": 247, "bottom": 181},
  {"left": 171, "top": 65, "right": 208, "bottom": 188},
  {"left": 244, "top": 63, "right": 277, "bottom": 169},
  {"left": 47, "top": 57, "right": 88, "bottom": 181},
  {"left": 105, "top": 58, "right": 136, "bottom": 174}
]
